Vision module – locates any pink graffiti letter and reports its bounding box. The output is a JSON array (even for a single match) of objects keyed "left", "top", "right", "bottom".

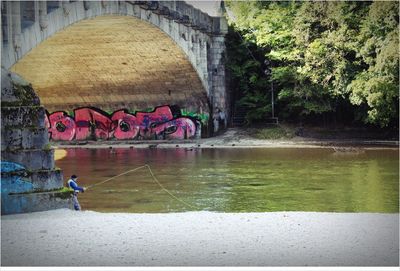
[
  {"left": 111, "top": 110, "right": 139, "bottom": 140},
  {"left": 74, "top": 108, "right": 112, "bottom": 140},
  {"left": 48, "top": 112, "right": 76, "bottom": 141}
]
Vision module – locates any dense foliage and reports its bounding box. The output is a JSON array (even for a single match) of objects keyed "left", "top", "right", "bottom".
[{"left": 226, "top": 1, "right": 399, "bottom": 128}]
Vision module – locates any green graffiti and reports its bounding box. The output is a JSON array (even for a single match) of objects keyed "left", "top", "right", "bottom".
[{"left": 181, "top": 109, "right": 209, "bottom": 124}]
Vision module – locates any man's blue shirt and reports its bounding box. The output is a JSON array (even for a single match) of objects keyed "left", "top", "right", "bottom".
[{"left": 67, "top": 179, "right": 84, "bottom": 192}]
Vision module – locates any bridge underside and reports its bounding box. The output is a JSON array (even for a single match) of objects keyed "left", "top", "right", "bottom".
[{"left": 10, "top": 15, "right": 209, "bottom": 115}]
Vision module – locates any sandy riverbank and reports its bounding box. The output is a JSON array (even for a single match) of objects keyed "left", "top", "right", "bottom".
[
  {"left": 52, "top": 128, "right": 399, "bottom": 150},
  {"left": 1, "top": 209, "right": 398, "bottom": 266}
]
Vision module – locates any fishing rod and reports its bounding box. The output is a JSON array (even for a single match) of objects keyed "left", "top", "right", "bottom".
[{"left": 86, "top": 164, "right": 197, "bottom": 210}]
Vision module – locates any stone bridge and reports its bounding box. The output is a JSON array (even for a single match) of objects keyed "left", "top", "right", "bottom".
[{"left": 1, "top": 1, "right": 228, "bottom": 139}]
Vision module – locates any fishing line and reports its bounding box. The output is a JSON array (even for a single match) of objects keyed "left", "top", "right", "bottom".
[
  {"left": 86, "top": 165, "right": 148, "bottom": 189},
  {"left": 86, "top": 164, "right": 197, "bottom": 210}
]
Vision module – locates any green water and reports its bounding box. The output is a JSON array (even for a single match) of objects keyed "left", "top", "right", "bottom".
[{"left": 55, "top": 147, "right": 399, "bottom": 213}]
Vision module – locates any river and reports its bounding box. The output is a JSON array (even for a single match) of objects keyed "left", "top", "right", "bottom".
[{"left": 55, "top": 147, "right": 399, "bottom": 213}]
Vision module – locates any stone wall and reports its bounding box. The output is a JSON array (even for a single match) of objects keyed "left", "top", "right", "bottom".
[{"left": 1, "top": 68, "right": 72, "bottom": 215}]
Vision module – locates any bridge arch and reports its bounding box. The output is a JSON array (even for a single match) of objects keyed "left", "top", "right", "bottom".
[{"left": 1, "top": 1, "right": 228, "bottom": 134}]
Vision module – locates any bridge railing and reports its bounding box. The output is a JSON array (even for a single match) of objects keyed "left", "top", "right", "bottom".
[{"left": 128, "top": 1, "right": 227, "bottom": 35}]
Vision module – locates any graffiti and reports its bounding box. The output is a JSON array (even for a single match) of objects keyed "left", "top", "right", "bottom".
[
  {"left": 74, "top": 108, "right": 112, "bottom": 140},
  {"left": 150, "top": 118, "right": 197, "bottom": 139},
  {"left": 111, "top": 110, "right": 139, "bottom": 140},
  {"left": 46, "top": 105, "right": 201, "bottom": 141},
  {"left": 1, "top": 161, "right": 34, "bottom": 214},
  {"left": 47, "top": 111, "right": 76, "bottom": 141},
  {"left": 0, "top": 161, "right": 33, "bottom": 195}
]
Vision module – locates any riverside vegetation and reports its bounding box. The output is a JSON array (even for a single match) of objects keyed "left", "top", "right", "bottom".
[{"left": 226, "top": 1, "right": 399, "bottom": 130}]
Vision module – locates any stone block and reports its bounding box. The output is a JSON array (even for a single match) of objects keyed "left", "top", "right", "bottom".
[
  {"left": 1, "top": 68, "right": 40, "bottom": 106},
  {"left": 1, "top": 190, "right": 73, "bottom": 215},
  {"left": 30, "top": 169, "right": 64, "bottom": 190},
  {"left": 1, "top": 68, "right": 13, "bottom": 92},
  {"left": 1, "top": 168, "right": 63, "bottom": 191},
  {"left": 21, "top": 127, "right": 49, "bottom": 149},
  {"left": 1, "top": 149, "right": 55, "bottom": 171},
  {"left": 1, "top": 106, "right": 46, "bottom": 129},
  {"left": 1, "top": 129, "right": 22, "bottom": 151}
]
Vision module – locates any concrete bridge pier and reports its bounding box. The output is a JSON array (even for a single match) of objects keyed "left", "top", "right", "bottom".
[{"left": 208, "top": 35, "right": 228, "bottom": 133}]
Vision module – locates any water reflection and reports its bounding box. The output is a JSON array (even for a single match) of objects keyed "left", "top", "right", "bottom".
[{"left": 55, "top": 148, "right": 399, "bottom": 213}]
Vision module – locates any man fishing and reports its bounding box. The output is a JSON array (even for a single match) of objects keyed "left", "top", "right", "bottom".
[{"left": 67, "top": 175, "right": 86, "bottom": 211}]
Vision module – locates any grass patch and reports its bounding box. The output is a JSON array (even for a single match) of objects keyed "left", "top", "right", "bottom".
[
  {"left": 9, "top": 186, "right": 73, "bottom": 195},
  {"left": 253, "top": 125, "right": 295, "bottom": 140}
]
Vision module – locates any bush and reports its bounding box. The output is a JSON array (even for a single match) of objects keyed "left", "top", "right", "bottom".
[{"left": 253, "top": 126, "right": 295, "bottom": 139}]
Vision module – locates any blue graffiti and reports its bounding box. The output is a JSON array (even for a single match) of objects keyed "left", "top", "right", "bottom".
[
  {"left": 1, "top": 161, "right": 34, "bottom": 214},
  {"left": 1, "top": 161, "right": 26, "bottom": 172}
]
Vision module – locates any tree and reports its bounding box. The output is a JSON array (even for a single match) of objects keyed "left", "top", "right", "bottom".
[
  {"left": 225, "top": 0, "right": 399, "bottom": 127},
  {"left": 347, "top": 1, "right": 399, "bottom": 127}
]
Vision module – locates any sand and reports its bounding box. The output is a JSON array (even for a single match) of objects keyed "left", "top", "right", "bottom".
[
  {"left": 53, "top": 127, "right": 399, "bottom": 151},
  {"left": 1, "top": 209, "right": 398, "bottom": 266}
]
